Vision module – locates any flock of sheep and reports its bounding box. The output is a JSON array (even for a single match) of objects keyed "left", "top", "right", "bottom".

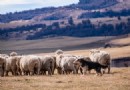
[{"left": 0, "top": 49, "right": 111, "bottom": 77}]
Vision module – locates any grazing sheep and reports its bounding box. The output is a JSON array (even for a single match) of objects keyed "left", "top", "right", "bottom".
[
  {"left": 89, "top": 49, "right": 111, "bottom": 74},
  {"left": 60, "top": 56, "right": 79, "bottom": 74},
  {"left": 0, "top": 54, "right": 9, "bottom": 77},
  {"left": 73, "top": 58, "right": 107, "bottom": 76},
  {"left": 55, "top": 49, "right": 89, "bottom": 74},
  {"left": 20, "top": 55, "right": 41, "bottom": 76},
  {"left": 15, "top": 56, "right": 23, "bottom": 75},
  {"left": 55, "top": 49, "right": 64, "bottom": 74},
  {"left": 0, "top": 55, "right": 6, "bottom": 77},
  {"left": 5, "top": 55, "right": 22, "bottom": 76},
  {"left": 0, "top": 54, "right": 9, "bottom": 58},
  {"left": 49, "top": 55, "right": 57, "bottom": 75},
  {"left": 55, "top": 55, "right": 62, "bottom": 74},
  {"left": 55, "top": 49, "right": 64, "bottom": 55},
  {"left": 39, "top": 55, "right": 55, "bottom": 75},
  {"left": 10, "top": 52, "right": 18, "bottom": 56},
  {"left": 55, "top": 49, "right": 77, "bottom": 74}
]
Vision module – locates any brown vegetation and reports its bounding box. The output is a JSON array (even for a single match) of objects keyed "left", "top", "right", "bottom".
[
  {"left": 0, "top": 36, "right": 130, "bottom": 90},
  {"left": 0, "top": 68, "right": 130, "bottom": 90}
]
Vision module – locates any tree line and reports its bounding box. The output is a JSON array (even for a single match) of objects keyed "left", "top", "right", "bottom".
[
  {"left": 1, "top": 17, "right": 130, "bottom": 40},
  {"left": 79, "top": 9, "right": 130, "bottom": 19},
  {"left": 26, "top": 18, "right": 130, "bottom": 40}
]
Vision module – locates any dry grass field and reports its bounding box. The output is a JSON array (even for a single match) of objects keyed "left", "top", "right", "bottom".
[
  {"left": 109, "top": 36, "right": 130, "bottom": 46},
  {"left": 0, "top": 36, "right": 114, "bottom": 54},
  {"left": 65, "top": 46, "right": 130, "bottom": 59},
  {"left": 0, "top": 36, "right": 130, "bottom": 90},
  {"left": 36, "top": 45, "right": 130, "bottom": 62},
  {"left": 0, "top": 68, "right": 130, "bottom": 90},
  {"left": 0, "top": 36, "right": 110, "bottom": 50}
]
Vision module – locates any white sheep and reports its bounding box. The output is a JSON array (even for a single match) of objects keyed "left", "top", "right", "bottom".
[
  {"left": 10, "top": 52, "right": 18, "bottom": 56},
  {"left": 5, "top": 55, "right": 22, "bottom": 76},
  {"left": 38, "top": 55, "right": 56, "bottom": 75},
  {"left": 0, "top": 55, "right": 7, "bottom": 77},
  {"left": 55, "top": 49, "right": 64, "bottom": 55},
  {"left": 89, "top": 49, "right": 111, "bottom": 74},
  {"left": 20, "top": 55, "right": 41, "bottom": 75},
  {"left": 60, "top": 56, "right": 79, "bottom": 74}
]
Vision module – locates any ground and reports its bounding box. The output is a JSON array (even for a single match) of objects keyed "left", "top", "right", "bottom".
[
  {"left": 0, "top": 68, "right": 130, "bottom": 90},
  {"left": 0, "top": 35, "right": 130, "bottom": 90}
]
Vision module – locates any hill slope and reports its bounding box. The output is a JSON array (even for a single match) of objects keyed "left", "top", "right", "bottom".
[
  {"left": 1, "top": 35, "right": 130, "bottom": 55},
  {"left": 0, "top": 0, "right": 121, "bottom": 24},
  {"left": 0, "top": 0, "right": 130, "bottom": 40}
]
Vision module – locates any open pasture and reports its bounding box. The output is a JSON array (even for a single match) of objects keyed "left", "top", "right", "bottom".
[
  {"left": 0, "top": 67, "right": 130, "bottom": 90},
  {"left": 1, "top": 36, "right": 130, "bottom": 90}
]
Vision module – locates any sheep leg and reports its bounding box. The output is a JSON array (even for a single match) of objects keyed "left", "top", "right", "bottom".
[
  {"left": 57, "top": 67, "right": 62, "bottom": 74},
  {"left": 96, "top": 68, "right": 102, "bottom": 76},
  {"left": 0, "top": 68, "right": 3, "bottom": 77},
  {"left": 73, "top": 69, "right": 77, "bottom": 74},
  {"left": 21, "top": 69, "right": 25, "bottom": 75},
  {"left": 108, "top": 65, "right": 110, "bottom": 74},
  {"left": 5, "top": 71, "right": 9, "bottom": 76},
  {"left": 12, "top": 67, "right": 17, "bottom": 76},
  {"left": 51, "top": 63, "right": 55, "bottom": 75},
  {"left": 41, "top": 70, "right": 45, "bottom": 75},
  {"left": 80, "top": 67, "right": 83, "bottom": 74},
  {"left": 18, "top": 68, "right": 22, "bottom": 75},
  {"left": 19, "top": 70, "right": 22, "bottom": 75},
  {"left": 101, "top": 68, "right": 105, "bottom": 74},
  {"left": 82, "top": 67, "right": 87, "bottom": 75},
  {"left": 37, "top": 68, "right": 40, "bottom": 75},
  {"left": 87, "top": 69, "right": 91, "bottom": 74},
  {"left": 0, "top": 64, "right": 5, "bottom": 77},
  {"left": 76, "top": 69, "right": 78, "bottom": 74},
  {"left": 30, "top": 70, "right": 34, "bottom": 76},
  {"left": 48, "top": 68, "right": 52, "bottom": 75},
  {"left": 64, "top": 70, "right": 67, "bottom": 74}
]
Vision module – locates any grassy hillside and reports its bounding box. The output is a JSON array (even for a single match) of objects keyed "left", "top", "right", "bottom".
[
  {"left": 0, "top": 36, "right": 113, "bottom": 54},
  {"left": 1, "top": 35, "right": 130, "bottom": 59},
  {"left": 0, "top": 0, "right": 129, "bottom": 29},
  {"left": 0, "top": 1, "right": 130, "bottom": 40},
  {"left": 109, "top": 35, "right": 130, "bottom": 46}
]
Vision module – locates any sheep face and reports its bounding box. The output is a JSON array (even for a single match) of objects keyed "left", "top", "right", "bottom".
[{"left": 73, "top": 59, "right": 81, "bottom": 67}]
